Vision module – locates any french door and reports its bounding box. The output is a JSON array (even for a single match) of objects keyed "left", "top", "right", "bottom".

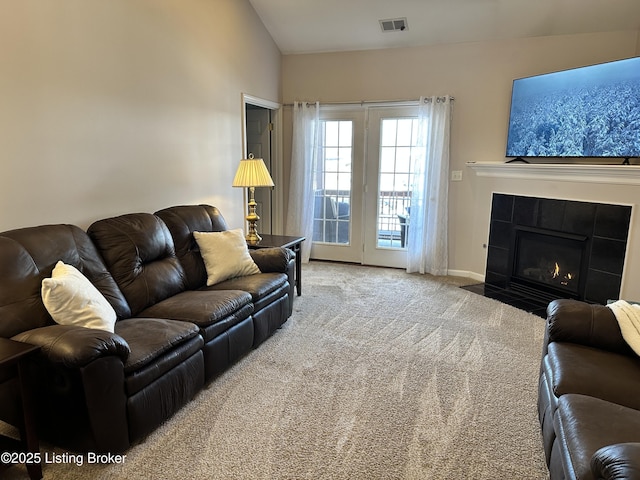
[
  {"left": 363, "top": 107, "right": 420, "bottom": 267},
  {"left": 310, "top": 105, "right": 420, "bottom": 268},
  {"left": 310, "top": 110, "right": 365, "bottom": 263}
]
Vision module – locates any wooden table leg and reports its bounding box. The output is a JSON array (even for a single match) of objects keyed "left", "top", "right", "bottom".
[
  {"left": 294, "top": 242, "right": 302, "bottom": 296},
  {"left": 18, "top": 362, "right": 42, "bottom": 480}
]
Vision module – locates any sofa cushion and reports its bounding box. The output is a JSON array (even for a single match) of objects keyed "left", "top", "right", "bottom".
[
  {"left": 553, "top": 394, "right": 640, "bottom": 480},
  {"left": 42, "top": 261, "right": 117, "bottom": 332},
  {"left": 137, "top": 289, "right": 253, "bottom": 328},
  {"left": 0, "top": 225, "right": 131, "bottom": 338},
  {"left": 115, "top": 318, "right": 203, "bottom": 395},
  {"left": 546, "top": 299, "right": 633, "bottom": 357},
  {"left": 117, "top": 318, "right": 200, "bottom": 373},
  {"left": 207, "top": 272, "right": 287, "bottom": 310},
  {"left": 206, "top": 272, "right": 285, "bottom": 300},
  {"left": 544, "top": 342, "right": 640, "bottom": 412},
  {"left": 155, "top": 205, "right": 229, "bottom": 290},
  {"left": 193, "top": 229, "right": 260, "bottom": 286},
  {"left": 88, "top": 213, "right": 186, "bottom": 316}
]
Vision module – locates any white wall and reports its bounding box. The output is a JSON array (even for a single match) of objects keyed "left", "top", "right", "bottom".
[
  {"left": 0, "top": 0, "right": 281, "bottom": 231},
  {"left": 282, "top": 30, "right": 640, "bottom": 297}
]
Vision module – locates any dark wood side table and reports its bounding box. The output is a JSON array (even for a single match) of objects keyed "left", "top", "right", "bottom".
[
  {"left": 0, "top": 338, "right": 42, "bottom": 480},
  {"left": 248, "top": 235, "right": 305, "bottom": 296}
]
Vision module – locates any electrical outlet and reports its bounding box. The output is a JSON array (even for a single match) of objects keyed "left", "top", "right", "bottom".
[{"left": 451, "top": 170, "right": 463, "bottom": 181}]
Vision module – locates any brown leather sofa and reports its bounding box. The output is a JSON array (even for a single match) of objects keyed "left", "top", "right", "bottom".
[
  {"left": 0, "top": 205, "right": 293, "bottom": 454},
  {"left": 538, "top": 299, "right": 640, "bottom": 480}
]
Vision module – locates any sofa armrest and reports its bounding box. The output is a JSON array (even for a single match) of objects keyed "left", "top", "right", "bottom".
[
  {"left": 591, "top": 443, "right": 640, "bottom": 480},
  {"left": 250, "top": 247, "right": 293, "bottom": 273},
  {"left": 545, "top": 299, "right": 634, "bottom": 356},
  {"left": 12, "top": 324, "right": 130, "bottom": 368}
]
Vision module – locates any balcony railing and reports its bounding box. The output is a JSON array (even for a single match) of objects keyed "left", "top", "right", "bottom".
[
  {"left": 313, "top": 189, "right": 411, "bottom": 248},
  {"left": 378, "top": 191, "right": 410, "bottom": 247}
]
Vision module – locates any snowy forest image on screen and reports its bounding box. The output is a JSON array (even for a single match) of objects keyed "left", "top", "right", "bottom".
[{"left": 506, "top": 57, "right": 640, "bottom": 158}]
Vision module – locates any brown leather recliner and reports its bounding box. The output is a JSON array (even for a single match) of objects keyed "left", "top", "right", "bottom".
[
  {"left": 155, "top": 204, "right": 295, "bottom": 343},
  {"left": 0, "top": 205, "right": 293, "bottom": 454},
  {"left": 0, "top": 224, "right": 204, "bottom": 453},
  {"left": 538, "top": 299, "right": 640, "bottom": 479},
  {"left": 87, "top": 207, "right": 292, "bottom": 380}
]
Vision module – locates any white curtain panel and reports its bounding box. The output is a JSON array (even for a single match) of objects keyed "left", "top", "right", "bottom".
[
  {"left": 406, "top": 96, "right": 452, "bottom": 276},
  {"left": 285, "top": 101, "right": 320, "bottom": 263}
]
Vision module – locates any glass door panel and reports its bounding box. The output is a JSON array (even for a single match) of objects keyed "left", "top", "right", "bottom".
[
  {"left": 313, "top": 120, "right": 352, "bottom": 244},
  {"left": 310, "top": 110, "right": 364, "bottom": 263},
  {"left": 364, "top": 107, "right": 419, "bottom": 268}
]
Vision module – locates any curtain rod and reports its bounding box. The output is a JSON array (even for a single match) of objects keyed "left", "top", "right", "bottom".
[{"left": 283, "top": 97, "right": 454, "bottom": 108}]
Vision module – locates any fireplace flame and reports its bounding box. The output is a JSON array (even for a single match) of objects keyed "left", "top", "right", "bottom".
[{"left": 552, "top": 262, "right": 575, "bottom": 286}]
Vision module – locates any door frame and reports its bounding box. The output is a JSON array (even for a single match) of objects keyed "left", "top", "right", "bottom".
[
  {"left": 309, "top": 104, "right": 420, "bottom": 268},
  {"left": 241, "top": 93, "right": 283, "bottom": 234}
]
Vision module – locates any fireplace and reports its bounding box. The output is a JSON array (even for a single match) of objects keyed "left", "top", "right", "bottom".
[
  {"left": 511, "top": 227, "right": 586, "bottom": 298},
  {"left": 465, "top": 194, "right": 632, "bottom": 315}
]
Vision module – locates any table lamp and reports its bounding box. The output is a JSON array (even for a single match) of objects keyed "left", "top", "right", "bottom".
[{"left": 232, "top": 153, "right": 274, "bottom": 244}]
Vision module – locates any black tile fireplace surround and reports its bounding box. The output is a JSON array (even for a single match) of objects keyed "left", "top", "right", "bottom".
[{"left": 464, "top": 194, "right": 632, "bottom": 316}]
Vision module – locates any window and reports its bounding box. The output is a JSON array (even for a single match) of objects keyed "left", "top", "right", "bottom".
[
  {"left": 313, "top": 120, "right": 353, "bottom": 244},
  {"left": 376, "top": 117, "right": 419, "bottom": 248}
]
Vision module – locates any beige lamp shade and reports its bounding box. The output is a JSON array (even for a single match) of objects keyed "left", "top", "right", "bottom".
[{"left": 232, "top": 154, "right": 274, "bottom": 188}]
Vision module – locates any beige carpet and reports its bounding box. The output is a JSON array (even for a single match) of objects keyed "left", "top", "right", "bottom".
[{"left": 7, "top": 262, "right": 549, "bottom": 479}]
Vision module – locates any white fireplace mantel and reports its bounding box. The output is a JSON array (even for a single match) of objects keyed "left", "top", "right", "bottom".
[{"left": 466, "top": 162, "right": 640, "bottom": 186}]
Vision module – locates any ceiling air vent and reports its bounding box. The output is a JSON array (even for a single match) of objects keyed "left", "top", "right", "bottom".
[{"left": 379, "top": 17, "right": 408, "bottom": 32}]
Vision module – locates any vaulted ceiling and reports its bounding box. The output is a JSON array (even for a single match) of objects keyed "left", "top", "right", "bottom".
[{"left": 248, "top": 0, "right": 640, "bottom": 55}]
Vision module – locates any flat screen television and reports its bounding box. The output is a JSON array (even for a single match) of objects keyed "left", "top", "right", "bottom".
[{"left": 505, "top": 57, "right": 640, "bottom": 159}]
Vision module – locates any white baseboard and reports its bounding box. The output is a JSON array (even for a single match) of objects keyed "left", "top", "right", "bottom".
[{"left": 447, "top": 269, "right": 485, "bottom": 282}]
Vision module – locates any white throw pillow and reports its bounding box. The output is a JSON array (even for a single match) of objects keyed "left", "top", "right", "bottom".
[
  {"left": 193, "top": 229, "right": 261, "bottom": 286},
  {"left": 41, "top": 261, "right": 117, "bottom": 332}
]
